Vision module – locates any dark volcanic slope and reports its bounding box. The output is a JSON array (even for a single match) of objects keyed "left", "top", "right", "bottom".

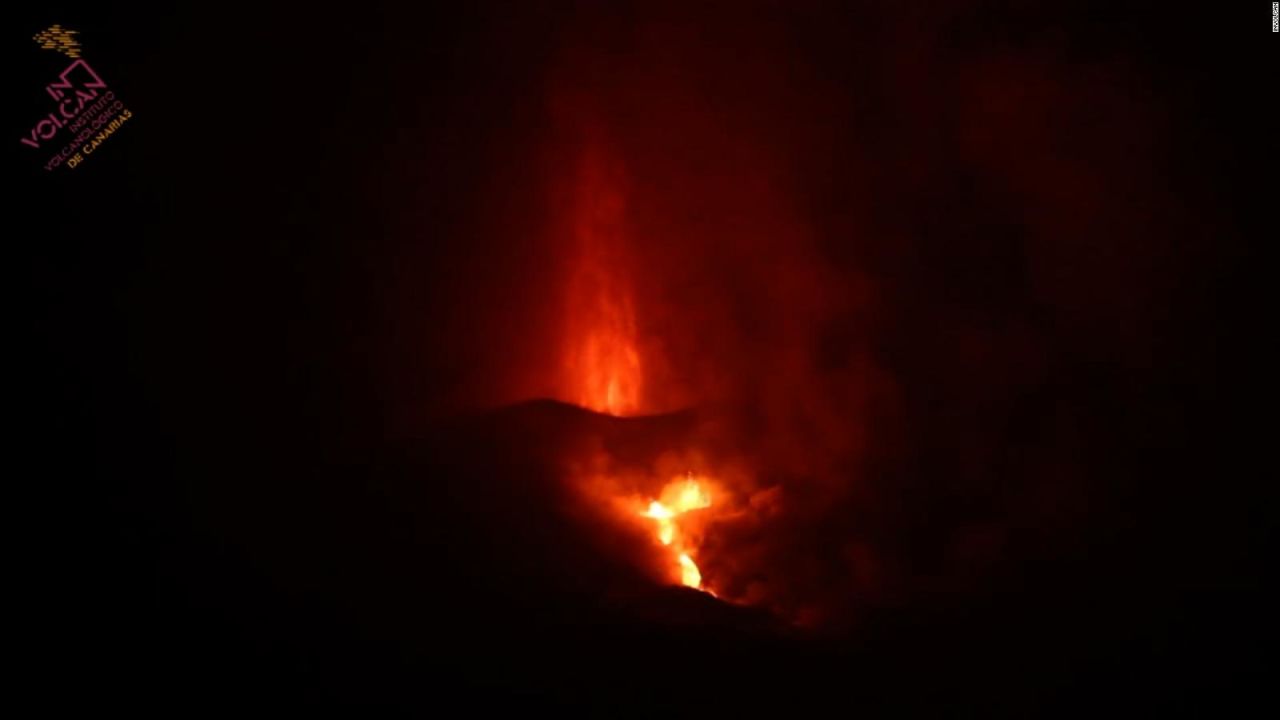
[
  {"left": 163, "top": 399, "right": 818, "bottom": 712},
  {"left": 121, "top": 398, "right": 1247, "bottom": 714}
]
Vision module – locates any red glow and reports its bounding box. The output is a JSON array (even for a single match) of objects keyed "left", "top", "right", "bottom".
[
  {"left": 556, "top": 136, "right": 726, "bottom": 591},
  {"left": 561, "top": 140, "right": 644, "bottom": 416},
  {"left": 543, "top": 30, "right": 868, "bottom": 612}
]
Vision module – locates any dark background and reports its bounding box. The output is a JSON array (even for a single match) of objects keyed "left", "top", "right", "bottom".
[{"left": 12, "top": 1, "right": 1268, "bottom": 714}]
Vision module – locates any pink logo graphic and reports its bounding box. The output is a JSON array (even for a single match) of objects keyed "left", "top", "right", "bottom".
[{"left": 20, "top": 59, "right": 108, "bottom": 150}]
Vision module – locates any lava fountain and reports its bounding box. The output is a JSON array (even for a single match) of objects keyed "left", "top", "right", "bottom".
[
  {"left": 561, "top": 139, "right": 643, "bottom": 417},
  {"left": 557, "top": 132, "right": 723, "bottom": 592}
]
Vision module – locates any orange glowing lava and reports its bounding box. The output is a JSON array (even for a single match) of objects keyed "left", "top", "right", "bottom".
[{"left": 640, "top": 475, "right": 712, "bottom": 589}]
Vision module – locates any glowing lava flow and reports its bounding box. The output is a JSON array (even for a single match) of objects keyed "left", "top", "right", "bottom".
[{"left": 640, "top": 475, "right": 712, "bottom": 589}]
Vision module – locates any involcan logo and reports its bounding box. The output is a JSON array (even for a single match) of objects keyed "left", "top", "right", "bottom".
[{"left": 20, "top": 26, "right": 135, "bottom": 172}]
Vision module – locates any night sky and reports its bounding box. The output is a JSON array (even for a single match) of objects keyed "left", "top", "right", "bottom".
[{"left": 12, "top": 2, "right": 1267, "bottom": 714}]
